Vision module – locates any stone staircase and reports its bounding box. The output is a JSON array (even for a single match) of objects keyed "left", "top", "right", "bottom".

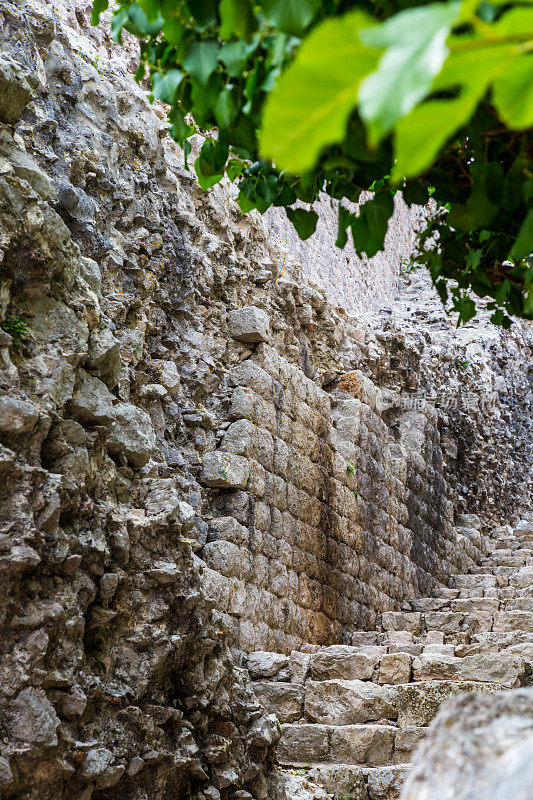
[{"left": 245, "top": 516, "right": 533, "bottom": 800}]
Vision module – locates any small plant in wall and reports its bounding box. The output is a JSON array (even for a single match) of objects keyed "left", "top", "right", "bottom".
[
  {"left": 346, "top": 461, "right": 359, "bottom": 497},
  {"left": 1, "top": 315, "right": 30, "bottom": 354}
]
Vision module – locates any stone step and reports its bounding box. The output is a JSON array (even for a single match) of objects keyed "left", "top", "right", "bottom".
[
  {"left": 380, "top": 610, "right": 494, "bottom": 636},
  {"left": 301, "top": 763, "right": 410, "bottom": 800},
  {"left": 395, "top": 679, "right": 501, "bottom": 726},
  {"left": 450, "top": 574, "right": 498, "bottom": 589},
  {"left": 305, "top": 679, "right": 397, "bottom": 725},
  {"left": 411, "top": 651, "right": 525, "bottom": 688},
  {"left": 278, "top": 723, "right": 397, "bottom": 767}
]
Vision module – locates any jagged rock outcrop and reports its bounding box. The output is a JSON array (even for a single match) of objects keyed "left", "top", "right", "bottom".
[{"left": 0, "top": 2, "right": 531, "bottom": 800}]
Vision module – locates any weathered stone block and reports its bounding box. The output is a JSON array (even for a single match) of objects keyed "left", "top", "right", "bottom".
[
  {"left": 308, "top": 646, "right": 377, "bottom": 681},
  {"left": 331, "top": 724, "right": 395, "bottom": 766},
  {"left": 412, "top": 652, "right": 525, "bottom": 688},
  {"left": 247, "top": 651, "right": 289, "bottom": 679},
  {"left": 394, "top": 726, "right": 427, "bottom": 763},
  {"left": 201, "top": 452, "right": 250, "bottom": 489},
  {"left": 202, "top": 540, "right": 248, "bottom": 579},
  {"left": 277, "top": 723, "right": 329, "bottom": 764},
  {"left": 378, "top": 653, "right": 412, "bottom": 685},
  {"left": 253, "top": 682, "right": 304, "bottom": 723},
  {"left": 107, "top": 402, "right": 155, "bottom": 467},
  {"left": 396, "top": 680, "right": 500, "bottom": 727},
  {"left": 0, "top": 396, "right": 39, "bottom": 434},
  {"left": 305, "top": 680, "right": 397, "bottom": 725},
  {"left": 228, "top": 307, "right": 270, "bottom": 343},
  {"left": 71, "top": 371, "right": 116, "bottom": 426},
  {"left": 0, "top": 54, "right": 34, "bottom": 124}
]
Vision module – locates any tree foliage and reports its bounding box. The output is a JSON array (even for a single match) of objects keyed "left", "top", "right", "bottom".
[{"left": 93, "top": 0, "right": 533, "bottom": 326}]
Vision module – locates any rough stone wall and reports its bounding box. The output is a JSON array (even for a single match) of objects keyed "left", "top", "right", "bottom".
[
  {"left": 0, "top": 2, "right": 531, "bottom": 799},
  {"left": 264, "top": 193, "right": 424, "bottom": 315}
]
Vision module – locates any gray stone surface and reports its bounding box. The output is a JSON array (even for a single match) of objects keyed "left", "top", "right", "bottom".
[
  {"left": 107, "top": 402, "right": 156, "bottom": 466},
  {"left": 228, "top": 306, "right": 270, "bottom": 343},
  {"left": 401, "top": 688, "right": 533, "bottom": 800}
]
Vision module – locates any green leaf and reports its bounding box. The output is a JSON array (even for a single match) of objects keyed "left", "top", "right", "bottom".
[
  {"left": 511, "top": 207, "right": 533, "bottom": 260},
  {"left": 237, "top": 189, "right": 257, "bottom": 212},
  {"left": 336, "top": 205, "right": 352, "bottom": 248},
  {"left": 151, "top": 69, "right": 183, "bottom": 105},
  {"left": 260, "top": 11, "right": 379, "bottom": 173},
  {"left": 184, "top": 41, "right": 219, "bottom": 86},
  {"left": 214, "top": 85, "right": 239, "bottom": 128},
  {"left": 392, "top": 42, "right": 513, "bottom": 180},
  {"left": 199, "top": 139, "right": 229, "bottom": 172},
  {"left": 220, "top": 0, "right": 257, "bottom": 40},
  {"left": 227, "top": 159, "right": 246, "bottom": 182},
  {"left": 169, "top": 105, "right": 194, "bottom": 145},
  {"left": 125, "top": 3, "right": 164, "bottom": 36},
  {"left": 110, "top": 8, "right": 128, "bottom": 42},
  {"left": 92, "top": 0, "right": 108, "bottom": 26},
  {"left": 185, "top": 0, "right": 217, "bottom": 30},
  {"left": 358, "top": 1, "right": 462, "bottom": 142},
  {"left": 285, "top": 207, "right": 319, "bottom": 240},
  {"left": 163, "top": 15, "right": 185, "bottom": 46},
  {"left": 183, "top": 140, "right": 192, "bottom": 171},
  {"left": 350, "top": 193, "right": 394, "bottom": 256},
  {"left": 190, "top": 73, "right": 223, "bottom": 126},
  {"left": 493, "top": 55, "right": 533, "bottom": 130},
  {"left": 195, "top": 156, "right": 224, "bottom": 190},
  {"left": 258, "top": 0, "right": 321, "bottom": 36},
  {"left": 403, "top": 181, "right": 429, "bottom": 204},
  {"left": 219, "top": 40, "right": 258, "bottom": 77}
]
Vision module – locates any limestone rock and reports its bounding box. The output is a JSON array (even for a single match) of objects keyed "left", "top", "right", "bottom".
[
  {"left": 0, "top": 54, "right": 34, "bottom": 124},
  {"left": 254, "top": 682, "right": 304, "bottom": 723},
  {"left": 88, "top": 328, "right": 121, "bottom": 388},
  {"left": 11, "top": 687, "right": 60, "bottom": 746},
  {"left": 308, "top": 646, "right": 377, "bottom": 681},
  {"left": 401, "top": 688, "right": 533, "bottom": 800},
  {"left": 305, "top": 680, "right": 397, "bottom": 725},
  {"left": 0, "top": 396, "right": 39, "bottom": 434},
  {"left": 247, "top": 651, "right": 289, "bottom": 679},
  {"left": 107, "top": 403, "right": 155, "bottom": 467},
  {"left": 201, "top": 451, "right": 250, "bottom": 489},
  {"left": 70, "top": 371, "right": 116, "bottom": 426},
  {"left": 228, "top": 306, "right": 270, "bottom": 343},
  {"left": 379, "top": 653, "right": 412, "bottom": 685}
]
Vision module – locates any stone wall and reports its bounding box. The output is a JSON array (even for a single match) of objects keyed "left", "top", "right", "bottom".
[
  {"left": 198, "top": 335, "right": 491, "bottom": 654},
  {"left": 264, "top": 193, "right": 423, "bottom": 315},
  {"left": 0, "top": 2, "right": 531, "bottom": 799}
]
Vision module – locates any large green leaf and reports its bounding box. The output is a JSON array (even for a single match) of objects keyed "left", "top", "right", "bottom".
[
  {"left": 336, "top": 194, "right": 394, "bottom": 255},
  {"left": 220, "top": 0, "right": 256, "bottom": 40},
  {"left": 151, "top": 69, "right": 183, "bottom": 105},
  {"left": 493, "top": 55, "right": 533, "bottom": 130},
  {"left": 285, "top": 207, "right": 318, "bottom": 240},
  {"left": 358, "top": 1, "right": 461, "bottom": 142},
  {"left": 392, "top": 42, "right": 514, "bottom": 180},
  {"left": 183, "top": 41, "right": 219, "bottom": 86},
  {"left": 258, "top": 0, "right": 321, "bottom": 36},
  {"left": 194, "top": 139, "right": 229, "bottom": 190},
  {"left": 350, "top": 193, "right": 394, "bottom": 256},
  {"left": 260, "top": 11, "right": 378, "bottom": 173},
  {"left": 214, "top": 85, "right": 239, "bottom": 128},
  {"left": 511, "top": 208, "right": 533, "bottom": 260}
]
